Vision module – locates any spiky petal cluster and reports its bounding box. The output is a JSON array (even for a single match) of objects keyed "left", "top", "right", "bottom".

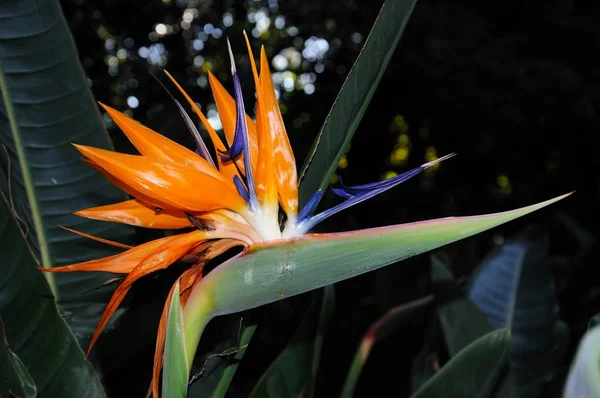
[{"left": 40, "top": 34, "right": 453, "bottom": 396}]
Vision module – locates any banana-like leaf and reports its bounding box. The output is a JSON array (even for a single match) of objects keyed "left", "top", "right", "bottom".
[
  {"left": 410, "top": 329, "right": 511, "bottom": 398},
  {"left": 0, "top": 193, "right": 104, "bottom": 397},
  {"left": 341, "top": 294, "right": 433, "bottom": 398},
  {"left": 467, "top": 225, "right": 568, "bottom": 396},
  {"left": 298, "top": 0, "right": 417, "bottom": 207},
  {"left": 250, "top": 285, "right": 335, "bottom": 398},
  {"left": 0, "top": 0, "right": 135, "bottom": 336},
  {"left": 431, "top": 255, "right": 492, "bottom": 357},
  {"left": 563, "top": 326, "right": 600, "bottom": 398},
  {"left": 410, "top": 255, "right": 492, "bottom": 393},
  {"left": 163, "top": 283, "right": 189, "bottom": 398},
  {"left": 0, "top": 318, "right": 36, "bottom": 398},
  {"left": 179, "top": 193, "right": 571, "bottom": 391}
]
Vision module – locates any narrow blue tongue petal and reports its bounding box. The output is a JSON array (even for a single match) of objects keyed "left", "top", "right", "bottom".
[
  {"left": 222, "top": 38, "right": 258, "bottom": 211},
  {"left": 233, "top": 175, "right": 250, "bottom": 202},
  {"left": 151, "top": 71, "right": 216, "bottom": 168},
  {"left": 298, "top": 154, "right": 456, "bottom": 232},
  {"left": 298, "top": 189, "right": 325, "bottom": 222}
]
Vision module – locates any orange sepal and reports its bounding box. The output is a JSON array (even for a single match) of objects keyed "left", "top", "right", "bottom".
[
  {"left": 74, "top": 145, "right": 246, "bottom": 213},
  {"left": 250, "top": 40, "right": 278, "bottom": 212},
  {"left": 39, "top": 234, "right": 180, "bottom": 274},
  {"left": 75, "top": 199, "right": 191, "bottom": 229},
  {"left": 150, "top": 239, "right": 243, "bottom": 398},
  {"left": 82, "top": 158, "right": 175, "bottom": 210},
  {"left": 100, "top": 103, "right": 220, "bottom": 178},
  {"left": 86, "top": 230, "right": 209, "bottom": 355},
  {"left": 259, "top": 47, "right": 299, "bottom": 218},
  {"left": 60, "top": 226, "right": 134, "bottom": 250}
]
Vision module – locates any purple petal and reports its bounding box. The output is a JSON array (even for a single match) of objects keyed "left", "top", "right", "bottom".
[
  {"left": 298, "top": 189, "right": 325, "bottom": 222},
  {"left": 298, "top": 154, "right": 456, "bottom": 233},
  {"left": 233, "top": 175, "right": 250, "bottom": 202}
]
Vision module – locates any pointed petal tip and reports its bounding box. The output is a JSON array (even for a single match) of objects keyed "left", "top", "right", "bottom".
[
  {"left": 226, "top": 38, "right": 236, "bottom": 74},
  {"left": 422, "top": 152, "right": 457, "bottom": 169}
]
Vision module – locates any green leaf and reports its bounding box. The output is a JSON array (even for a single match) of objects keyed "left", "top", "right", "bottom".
[
  {"left": 341, "top": 294, "right": 433, "bottom": 398},
  {"left": 163, "top": 282, "right": 190, "bottom": 398},
  {"left": 0, "top": 192, "right": 104, "bottom": 397},
  {"left": 250, "top": 285, "right": 335, "bottom": 398},
  {"left": 298, "top": 0, "right": 418, "bottom": 207},
  {"left": 430, "top": 254, "right": 492, "bottom": 356},
  {"left": 0, "top": 318, "right": 36, "bottom": 398},
  {"left": 211, "top": 323, "right": 257, "bottom": 398},
  {"left": 467, "top": 225, "right": 568, "bottom": 396},
  {"left": 563, "top": 326, "right": 600, "bottom": 398},
  {"left": 0, "top": 0, "right": 135, "bottom": 336},
  {"left": 411, "top": 329, "right": 511, "bottom": 398}
]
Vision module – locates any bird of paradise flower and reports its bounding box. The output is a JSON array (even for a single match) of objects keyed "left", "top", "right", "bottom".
[{"left": 40, "top": 34, "right": 570, "bottom": 397}]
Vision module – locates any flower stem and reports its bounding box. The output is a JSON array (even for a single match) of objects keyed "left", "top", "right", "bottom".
[{"left": 182, "top": 284, "right": 215, "bottom": 365}]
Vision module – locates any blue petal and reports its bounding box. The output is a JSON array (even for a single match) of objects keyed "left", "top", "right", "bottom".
[
  {"left": 298, "top": 189, "right": 325, "bottom": 222},
  {"left": 298, "top": 154, "right": 456, "bottom": 232},
  {"left": 223, "top": 39, "right": 258, "bottom": 211},
  {"left": 233, "top": 175, "right": 250, "bottom": 202},
  {"left": 152, "top": 71, "right": 216, "bottom": 168}
]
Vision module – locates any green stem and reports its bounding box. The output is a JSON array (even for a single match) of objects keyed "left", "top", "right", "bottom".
[{"left": 341, "top": 338, "right": 372, "bottom": 398}]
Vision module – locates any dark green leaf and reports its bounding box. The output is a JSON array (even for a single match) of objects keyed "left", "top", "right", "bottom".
[
  {"left": 298, "top": 0, "right": 418, "bottom": 207},
  {"left": 0, "top": 192, "right": 104, "bottom": 397},
  {"left": 341, "top": 294, "right": 433, "bottom": 398},
  {"left": 0, "top": 318, "right": 36, "bottom": 398},
  {"left": 411, "top": 329, "right": 511, "bottom": 398},
  {"left": 0, "top": 0, "right": 135, "bottom": 336},
  {"left": 467, "top": 225, "right": 567, "bottom": 397},
  {"left": 250, "top": 285, "right": 335, "bottom": 398},
  {"left": 430, "top": 254, "right": 492, "bottom": 356}
]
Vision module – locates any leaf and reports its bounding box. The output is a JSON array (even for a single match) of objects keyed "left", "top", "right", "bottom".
[
  {"left": 0, "top": 192, "right": 104, "bottom": 397},
  {"left": 162, "top": 282, "right": 190, "bottom": 398},
  {"left": 467, "top": 225, "right": 568, "bottom": 396},
  {"left": 298, "top": 0, "right": 418, "bottom": 207},
  {"left": 410, "top": 255, "right": 492, "bottom": 393},
  {"left": 187, "top": 318, "right": 257, "bottom": 398},
  {"left": 0, "top": 0, "right": 135, "bottom": 336},
  {"left": 0, "top": 318, "right": 36, "bottom": 398},
  {"left": 250, "top": 285, "right": 335, "bottom": 398},
  {"left": 563, "top": 326, "right": 600, "bottom": 398},
  {"left": 410, "top": 329, "right": 511, "bottom": 398},
  {"left": 341, "top": 294, "right": 433, "bottom": 398},
  {"left": 430, "top": 254, "right": 492, "bottom": 356}
]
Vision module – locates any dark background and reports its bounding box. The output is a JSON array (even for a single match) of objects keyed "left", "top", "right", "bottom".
[{"left": 59, "top": 0, "right": 598, "bottom": 396}]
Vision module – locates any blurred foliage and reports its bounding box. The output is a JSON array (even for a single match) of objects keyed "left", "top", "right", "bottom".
[{"left": 34, "top": 0, "right": 599, "bottom": 396}]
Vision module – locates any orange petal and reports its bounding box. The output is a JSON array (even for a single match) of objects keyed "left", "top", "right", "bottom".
[
  {"left": 87, "top": 230, "right": 208, "bottom": 355},
  {"left": 259, "top": 47, "right": 298, "bottom": 218},
  {"left": 207, "top": 71, "right": 259, "bottom": 172},
  {"left": 100, "top": 103, "right": 222, "bottom": 180},
  {"left": 82, "top": 158, "right": 174, "bottom": 210},
  {"left": 74, "top": 145, "right": 246, "bottom": 213},
  {"left": 150, "top": 238, "right": 243, "bottom": 398},
  {"left": 162, "top": 71, "right": 241, "bottom": 183},
  {"left": 249, "top": 39, "right": 278, "bottom": 212},
  {"left": 75, "top": 199, "right": 191, "bottom": 229},
  {"left": 40, "top": 235, "right": 180, "bottom": 274},
  {"left": 60, "top": 226, "right": 134, "bottom": 249}
]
